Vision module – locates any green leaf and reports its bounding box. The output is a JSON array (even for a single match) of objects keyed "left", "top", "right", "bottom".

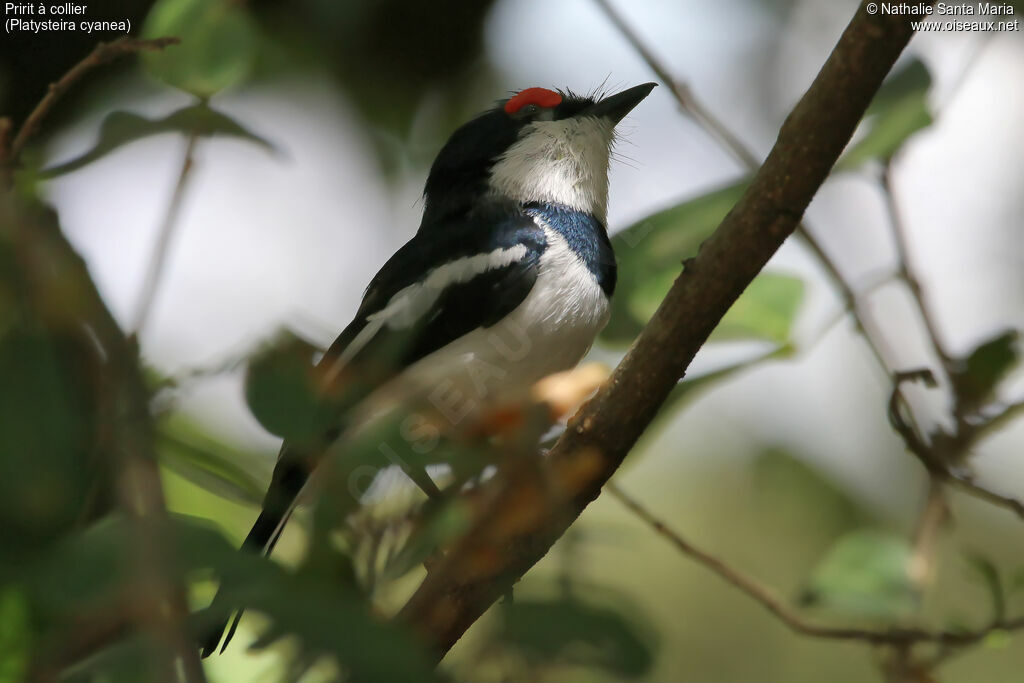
[
  {"left": 495, "top": 597, "right": 654, "bottom": 677},
  {"left": 952, "top": 329, "right": 1020, "bottom": 409},
  {"left": 142, "top": 0, "right": 259, "bottom": 97},
  {"left": 181, "top": 517, "right": 441, "bottom": 681},
  {"left": 244, "top": 333, "right": 334, "bottom": 443},
  {"left": 156, "top": 416, "right": 271, "bottom": 505},
  {"left": 712, "top": 272, "right": 804, "bottom": 345},
  {"left": 40, "top": 104, "right": 275, "bottom": 179},
  {"left": 837, "top": 59, "right": 933, "bottom": 170},
  {"left": 603, "top": 179, "right": 804, "bottom": 348},
  {"left": 0, "top": 327, "right": 95, "bottom": 552},
  {"left": 964, "top": 552, "right": 1005, "bottom": 623},
  {"left": 802, "top": 529, "right": 917, "bottom": 621},
  {"left": 604, "top": 180, "right": 747, "bottom": 345}
]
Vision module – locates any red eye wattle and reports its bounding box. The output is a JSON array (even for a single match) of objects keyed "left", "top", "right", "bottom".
[{"left": 504, "top": 87, "right": 562, "bottom": 115}]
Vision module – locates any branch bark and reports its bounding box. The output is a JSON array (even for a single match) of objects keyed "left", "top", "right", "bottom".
[{"left": 398, "top": 1, "right": 933, "bottom": 661}]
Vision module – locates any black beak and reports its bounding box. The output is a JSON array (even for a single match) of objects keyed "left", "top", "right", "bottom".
[{"left": 580, "top": 82, "right": 657, "bottom": 123}]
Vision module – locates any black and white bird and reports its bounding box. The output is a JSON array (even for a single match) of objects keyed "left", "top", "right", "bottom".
[{"left": 199, "top": 82, "right": 655, "bottom": 657}]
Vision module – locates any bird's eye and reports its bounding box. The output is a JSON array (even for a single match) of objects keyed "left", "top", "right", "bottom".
[{"left": 520, "top": 103, "right": 539, "bottom": 116}]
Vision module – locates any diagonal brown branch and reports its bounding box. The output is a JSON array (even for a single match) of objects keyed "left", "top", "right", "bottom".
[
  {"left": 397, "top": 1, "right": 933, "bottom": 661},
  {"left": 592, "top": 0, "right": 894, "bottom": 375}
]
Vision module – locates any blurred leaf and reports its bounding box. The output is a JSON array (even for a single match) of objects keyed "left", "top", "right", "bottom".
[
  {"left": 24, "top": 517, "right": 128, "bottom": 618},
  {"left": 244, "top": 333, "right": 334, "bottom": 443},
  {"left": 837, "top": 59, "right": 932, "bottom": 170},
  {"left": 0, "top": 327, "right": 94, "bottom": 552},
  {"left": 802, "top": 530, "right": 917, "bottom": 620},
  {"left": 603, "top": 179, "right": 805, "bottom": 348},
  {"left": 603, "top": 180, "right": 746, "bottom": 345},
  {"left": 248, "top": 0, "right": 497, "bottom": 173},
  {"left": 40, "top": 104, "right": 275, "bottom": 179},
  {"left": 951, "top": 329, "right": 1020, "bottom": 410},
  {"left": 182, "top": 515, "right": 441, "bottom": 681},
  {"left": 752, "top": 449, "right": 869, "bottom": 534},
  {"left": 156, "top": 416, "right": 271, "bottom": 505},
  {"left": 0, "top": 589, "right": 29, "bottom": 683},
  {"left": 142, "top": 0, "right": 259, "bottom": 97},
  {"left": 964, "top": 552, "right": 1005, "bottom": 623},
  {"left": 22, "top": 514, "right": 438, "bottom": 681},
  {"left": 712, "top": 273, "right": 804, "bottom": 345},
  {"left": 495, "top": 597, "right": 654, "bottom": 677},
  {"left": 236, "top": 573, "right": 442, "bottom": 681},
  {"left": 982, "top": 629, "right": 1012, "bottom": 650}
]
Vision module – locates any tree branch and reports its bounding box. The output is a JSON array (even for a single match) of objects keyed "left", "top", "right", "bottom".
[
  {"left": 606, "top": 483, "right": 1023, "bottom": 648},
  {"left": 592, "top": 0, "right": 895, "bottom": 375},
  {"left": 398, "top": 1, "right": 932, "bottom": 660},
  {"left": 5, "top": 37, "right": 180, "bottom": 166}
]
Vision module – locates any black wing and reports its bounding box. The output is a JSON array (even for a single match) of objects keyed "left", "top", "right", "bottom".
[{"left": 322, "top": 206, "right": 547, "bottom": 374}]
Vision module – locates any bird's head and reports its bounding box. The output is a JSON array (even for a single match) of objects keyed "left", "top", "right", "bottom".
[{"left": 421, "top": 83, "right": 656, "bottom": 227}]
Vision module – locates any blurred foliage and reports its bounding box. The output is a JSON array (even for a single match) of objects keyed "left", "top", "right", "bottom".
[
  {"left": 490, "top": 595, "right": 654, "bottom": 678},
  {"left": 38, "top": 104, "right": 276, "bottom": 180},
  {"left": 244, "top": 333, "right": 333, "bottom": 444},
  {"left": 602, "top": 179, "right": 805, "bottom": 350},
  {"left": 951, "top": 329, "right": 1020, "bottom": 412},
  {"left": 247, "top": 0, "right": 499, "bottom": 149},
  {"left": 837, "top": 58, "right": 932, "bottom": 171},
  {"left": 0, "top": 1, "right": 157, "bottom": 124},
  {"left": 752, "top": 450, "right": 870, "bottom": 535},
  {"left": 142, "top": 0, "right": 259, "bottom": 98},
  {"left": 801, "top": 530, "right": 918, "bottom": 621},
  {"left": 157, "top": 416, "right": 271, "bottom": 506}
]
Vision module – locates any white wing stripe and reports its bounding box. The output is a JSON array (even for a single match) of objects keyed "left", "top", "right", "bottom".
[{"left": 324, "top": 244, "right": 530, "bottom": 381}]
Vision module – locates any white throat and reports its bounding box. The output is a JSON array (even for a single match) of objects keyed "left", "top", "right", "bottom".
[{"left": 487, "top": 116, "right": 614, "bottom": 221}]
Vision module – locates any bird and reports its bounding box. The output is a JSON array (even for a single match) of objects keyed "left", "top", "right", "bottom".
[{"left": 198, "top": 82, "right": 656, "bottom": 657}]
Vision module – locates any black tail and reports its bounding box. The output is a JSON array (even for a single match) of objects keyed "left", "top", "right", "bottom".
[
  {"left": 198, "top": 455, "right": 308, "bottom": 658},
  {"left": 198, "top": 507, "right": 287, "bottom": 657}
]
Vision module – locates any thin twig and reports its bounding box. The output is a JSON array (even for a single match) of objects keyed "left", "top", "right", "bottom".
[
  {"left": 606, "top": 482, "right": 1024, "bottom": 647},
  {"left": 908, "top": 476, "right": 948, "bottom": 590},
  {"left": 591, "top": 0, "right": 894, "bottom": 376},
  {"left": 888, "top": 375, "right": 1024, "bottom": 520},
  {"left": 946, "top": 475, "right": 1024, "bottom": 519},
  {"left": 974, "top": 400, "right": 1024, "bottom": 441},
  {"left": 132, "top": 131, "right": 200, "bottom": 336},
  {"left": 883, "top": 164, "right": 953, "bottom": 369},
  {"left": 6, "top": 37, "right": 180, "bottom": 165}
]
